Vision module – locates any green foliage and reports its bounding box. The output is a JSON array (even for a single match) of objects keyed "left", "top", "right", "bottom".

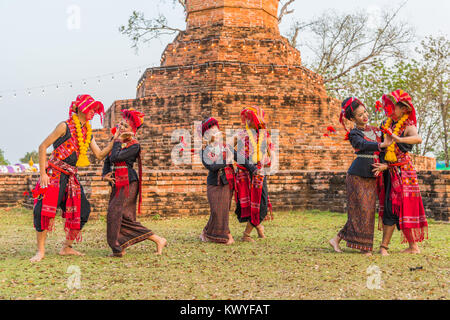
[
  {"left": 330, "top": 35, "right": 449, "bottom": 158},
  {"left": 0, "top": 149, "right": 10, "bottom": 165},
  {"left": 19, "top": 151, "right": 39, "bottom": 164}
]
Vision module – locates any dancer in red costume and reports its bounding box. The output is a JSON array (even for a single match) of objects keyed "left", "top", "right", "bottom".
[
  {"left": 31, "top": 94, "right": 119, "bottom": 262},
  {"left": 373, "top": 90, "right": 428, "bottom": 256},
  {"left": 234, "top": 106, "right": 274, "bottom": 242}
]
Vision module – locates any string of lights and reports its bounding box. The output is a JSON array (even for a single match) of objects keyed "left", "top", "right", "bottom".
[{"left": 0, "top": 64, "right": 152, "bottom": 100}]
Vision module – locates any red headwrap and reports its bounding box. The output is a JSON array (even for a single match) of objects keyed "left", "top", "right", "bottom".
[
  {"left": 381, "top": 90, "right": 417, "bottom": 126},
  {"left": 121, "top": 108, "right": 145, "bottom": 134},
  {"left": 240, "top": 106, "right": 267, "bottom": 130},
  {"left": 339, "top": 97, "right": 365, "bottom": 140},
  {"left": 70, "top": 94, "right": 105, "bottom": 124},
  {"left": 201, "top": 117, "right": 219, "bottom": 136}
]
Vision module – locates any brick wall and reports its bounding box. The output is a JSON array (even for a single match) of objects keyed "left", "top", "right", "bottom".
[{"left": 2, "top": 170, "right": 448, "bottom": 221}]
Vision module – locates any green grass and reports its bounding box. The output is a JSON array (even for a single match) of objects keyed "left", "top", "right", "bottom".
[{"left": 0, "top": 206, "right": 448, "bottom": 300}]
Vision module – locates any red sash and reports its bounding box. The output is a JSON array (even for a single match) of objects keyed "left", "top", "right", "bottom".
[{"left": 112, "top": 139, "right": 143, "bottom": 214}]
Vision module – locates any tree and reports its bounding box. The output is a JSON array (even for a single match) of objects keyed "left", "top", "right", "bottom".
[
  {"left": 0, "top": 149, "right": 10, "bottom": 165},
  {"left": 416, "top": 36, "right": 449, "bottom": 166},
  {"left": 330, "top": 35, "right": 449, "bottom": 160},
  {"left": 299, "top": 4, "right": 414, "bottom": 85},
  {"left": 19, "top": 151, "right": 39, "bottom": 164}
]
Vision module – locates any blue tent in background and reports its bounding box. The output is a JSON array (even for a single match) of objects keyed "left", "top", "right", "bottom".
[{"left": 436, "top": 161, "right": 450, "bottom": 170}]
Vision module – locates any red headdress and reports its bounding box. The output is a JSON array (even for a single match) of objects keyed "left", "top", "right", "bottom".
[
  {"left": 240, "top": 106, "right": 267, "bottom": 130},
  {"left": 121, "top": 108, "right": 145, "bottom": 134},
  {"left": 380, "top": 89, "right": 417, "bottom": 126},
  {"left": 339, "top": 97, "right": 365, "bottom": 140},
  {"left": 201, "top": 117, "right": 220, "bottom": 136},
  {"left": 70, "top": 94, "right": 105, "bottom": 124}
]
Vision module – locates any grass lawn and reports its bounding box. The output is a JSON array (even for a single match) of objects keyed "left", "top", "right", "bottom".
[{"left": 0, "top": 206, "right": 448, "bottom": 300}]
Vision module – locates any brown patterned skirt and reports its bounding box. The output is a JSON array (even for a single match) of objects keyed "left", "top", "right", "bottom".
[
  {"left": 107, "top": 181, "right": 153, "bottom": 255},
  {"left": 203, "top": 182, "right": 232, "bottom": 243},
  {"left": 338, "top": 174, "right": 377, "bottom": 251}
]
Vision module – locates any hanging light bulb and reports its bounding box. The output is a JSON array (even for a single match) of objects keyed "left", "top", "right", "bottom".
[
  {"left": 83, "top": 80, "right": 87, "bottom": 85},
  {"left": 13, "top": 92, "right": 17, "bottom": 98},
  {"left": 98, "top": 78, "right": 101, "bottom": 85},
  {"left": 42, "top": 88, "right": 45, "bottom": 95},
  {"left": 69, "top": 82, "right": 73, "bottom": 88},
  {"left": 125, "top": 72, "right": 128, "bottom": 78},
  {"left": 56, "top": 84, "right": 59, "bottom": 90},
  {"left": 111, "top": 75, "right": 115, "bottom": 81},
  {"left": 27, "top": 90, "right": 31, "bottom": 96}
]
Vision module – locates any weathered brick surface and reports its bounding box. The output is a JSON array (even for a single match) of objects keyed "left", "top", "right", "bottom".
[
  {"left": 3, "top": 170, "right": 448, "bottom": 221},
  {"left": 1, "top": 0, "right": 444, "bottom": 220}
]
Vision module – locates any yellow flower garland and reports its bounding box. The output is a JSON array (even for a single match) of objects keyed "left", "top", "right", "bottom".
[
  {"left": 246, "top": 124, "right": 262, "bottom": 164},
  {"left": 72, "top": 114, "right": 92, "bottom": 167},
  {"left": 382, "top": 114, "right": 409, "bottom": 163}
]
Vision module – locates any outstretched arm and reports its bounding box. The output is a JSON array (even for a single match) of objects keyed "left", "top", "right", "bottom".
[
  {"left": 90, "top": 130, "right": 120, "bottom": 161},
  {"left": 38, "top": 122, "right": 67, "bottom": 187}
]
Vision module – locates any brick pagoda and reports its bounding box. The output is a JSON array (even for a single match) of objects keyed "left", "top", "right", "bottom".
[{"left": 8, "top": 0, "right": 443, "bottom": 220}]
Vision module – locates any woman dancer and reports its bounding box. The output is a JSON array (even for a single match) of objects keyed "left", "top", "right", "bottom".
[
  {"left": 102, "top": 108, "right": 167, "bottom": 256},
  {"left": 329, "top": 97, "right": 392, "bottom": 255},
  {"left": 372, "top": 90, "right": 428, "bottom": 256},
  {"left": 199, "top": 117, "right": 235, "bottom": 244}
]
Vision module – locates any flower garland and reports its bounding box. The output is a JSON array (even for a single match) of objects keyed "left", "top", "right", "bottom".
[
  {"left": 246, "top": 124, "right": 262, "bottom": 164},
  {"left": 72, "top": 113, "right": 92, "bottom": 167},
  {"left": 382, "top": 114, "right": 409, "bottom": 163}
]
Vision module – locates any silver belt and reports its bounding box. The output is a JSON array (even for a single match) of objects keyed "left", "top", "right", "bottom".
[{"left": 357, "top": 154, "right": 379, "bottom": 159}]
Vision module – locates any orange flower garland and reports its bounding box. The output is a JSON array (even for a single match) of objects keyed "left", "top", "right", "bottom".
[{"left": 72, "top": 113, "right": 92, "bottom": 167}]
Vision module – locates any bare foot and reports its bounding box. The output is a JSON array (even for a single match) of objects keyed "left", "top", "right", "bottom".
[
  {"left": 401, "top": 247, "right": 421, "bottom": 254},
  {"left": 226, "top": 235, "right": 235, "bottom": 245},
  {"left": 329, "top": 237, "right": 342, "bottom": 253},
  {"left": 360, "top": 250, "right": 372, "bottom": 256},
  {"left": 155, "top": 237, "right": 167, "bottom": 255},
  {"left": 59, "top": 246, "right": 84, "bottom": 256},
  {"left": 242, "top": 233, "right": 255, "bottom": 243},
  {"left": 108, "top": 251, "right": 125, "bottom": 258},
  {"left": 30, "top": 251, "right": 45, "bottom": 262},
  {"left": 199, "top": 232, "right": 207, "bottom": 242},
  {"left": 256, "top": 225, "right": 266, "bottom": 238},
  {"left": 380, "top": 247, "right": 389, "bottom": 256}
]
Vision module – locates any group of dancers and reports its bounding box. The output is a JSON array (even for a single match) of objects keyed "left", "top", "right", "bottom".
[{"left": 30, "top": 89, "right": 428, "bottom": 262}]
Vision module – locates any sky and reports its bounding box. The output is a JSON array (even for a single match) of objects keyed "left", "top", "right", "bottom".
[{"left": 0, "top": 0, "right": 448, "bottom": 163}]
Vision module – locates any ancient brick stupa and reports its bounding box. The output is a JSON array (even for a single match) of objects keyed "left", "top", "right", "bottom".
[{"left": 85, "top": 0, "right": 435, "bottom": 216}]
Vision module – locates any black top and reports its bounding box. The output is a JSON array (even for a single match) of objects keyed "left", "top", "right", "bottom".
[
  {"left": 53, "top": 122, "right": 78, "bottom": 166},
  {"left": 201, "top": 144, "right": 231, "bottom": 186},
  {"left": 347, "top": 127, "right": 382, "bottom": 178},
  {"left": 102, "top": 141, "right": 140, "bottom": 183}
]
